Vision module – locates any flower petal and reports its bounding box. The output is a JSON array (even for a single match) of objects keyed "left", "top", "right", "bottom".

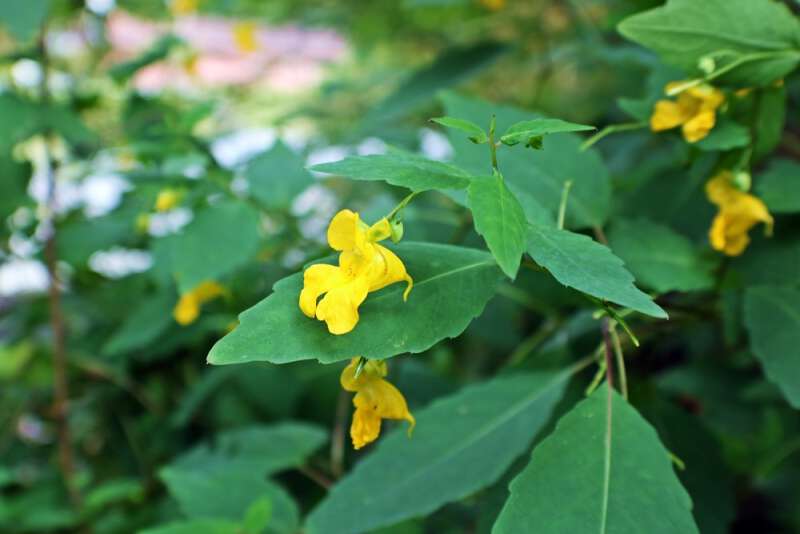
[
  {"left": 299, "top": 263, "right": 345, "bottom": 318},
  {"left": 315, "top": 275, "right": 370, "bottom": 335},
  {"left": 173, "top": 294, "right": 200, "bottom": 325},
  {"left": 650, "top": 99, "right": 692, "bottom": 132},
  {"left": 327, "top": 209, "right": 365, "bottom": 251},
  {"left": 371, "top": 244, "right": 413, "bottom": 299},
  {"left": 350, "top": 405, "right": 381, "bottom": 449},
  {"left": 682, "top": 109, "right": 716, "bottom": 142}
]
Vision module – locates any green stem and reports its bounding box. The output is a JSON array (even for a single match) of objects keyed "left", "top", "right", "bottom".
[
  {"left": 386, "top": 191, "right": 418, "bottom": 222},
  {"left": 488, "top": 115, "right": 499, "bottom": 171},
  {"left": 609, "top": 325, "right": 628, "bottom": 400},
  {"left": 580, "top": 122, "right": 647, "bottom": 151},
  {"left": 557, "top": 180, "right": 573, "bottom": 230}
]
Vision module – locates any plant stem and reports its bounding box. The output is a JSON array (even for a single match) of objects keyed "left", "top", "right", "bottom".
[
  {"left": 601, "top": 318, "right": 614, "bottom": 391},
  {"left": 580, "top": 122, "right": 647, "bottom": 151},
  {"left": 386, "top": 191, "right": 418, "bottom": 222},
  {"left": 557, "top": 180, "right": 573, "bottom": 230},
  {"left": 488, "top": 115, "right": 498, "bottom": 170},
  {"left": 609, "top": 325, "right": 628, "bottom": 400}
]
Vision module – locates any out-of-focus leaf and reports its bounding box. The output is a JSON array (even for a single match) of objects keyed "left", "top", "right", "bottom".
[
  {"left": 311, "top": 153, "right": 472, "bottom": 192},
  {"left": 207, "top": 243, "right": 503, "bottom": 365},
  {"left": 140, "top": 519, "right": 240, "bottom": 534},
  {"left": 306, "top": 370, "right": 574, "bottom": 534},
  {"left": 607, "top": 218, "right": 716, "bottom": 293},
  {"left": 755, "top": 159, "right": 800, "bottom": 214},
  {"left": 244, "top": 141, "right": 313, "bottom": 209},
  {"left": 753, "top": 85, "right": 786, "bottom": 162},
  {"left": 468, "top": 173, "right": 528, "bottom": 279},
  {"left": 527, "top": 225, "right": 667, "bottom": 318},
  {"left": 494, "top": 386, "right": 698, "bottom": 534},
  {"left": 618, "top": 0, "right": 800, "bottom": 86},
  {"left": 695, "top": 119, "right": 750, "bottom": 152},
  {"left": 744, "top": 286, "right": 800, "bottom": 408},
  {"left": 172, "top": 200, "right": 261, "bottom": 293},
  {"left": 102, "top": 291, "right": 174, "bottom": 358},
  {"left": 0, "top": 0, "right": 48, "bottom": 42},
  {"left": 109, "top": 35, "right": 184, "bottom": 81},
  {"left": 430, "top": 116, "right": 488, "bottom": 143}
]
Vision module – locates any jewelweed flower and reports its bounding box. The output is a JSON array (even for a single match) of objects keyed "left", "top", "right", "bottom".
[
  {"left": 340, "top": 358, "right": 415, "bottom": 450},
  {"left": 650, "top": 81, "right": 725, "bottom": 143},
  {"left": 155, "top": 189, "right": 181, "bottom": 212},
  {"left": 173, "top": 280, "right": 225, "bottom": 325},
  {"left": 233, "top": 22, "right": 258, "bottom": 53},
  {"left": 299, "top": 209, "right": 413, "bottom": 335},
  {"left": 705, "top": 171, "right": 773, "bottom": 256}
]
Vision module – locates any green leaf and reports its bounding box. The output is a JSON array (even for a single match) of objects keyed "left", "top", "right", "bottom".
[
  {"left": 494, "top": 385, "right": 698, "bottom": 534},
  {"left": 140, "top": 519, "right": 240, "bottom": 534},
  {"left": 245, "top": 141, "right": 313, "bottom": 209},
  {"left": 468, "top": 173, "right": 528, "bottom": 279},
  {"left": 102, "top": 291, "right": 175, "bottom": 357},
  {"left": 311, "top": 153, "right": 472, "bottom": 192},
  {"left": 208, "top": 243, "right": 503, "bottom": 365},
  {"left": 242, "top": 498, "right": 272, "bottom": 534},
  {"left": 607, "top": 218, "right": 716, "bottom": 293},
  {"left": 441, "top": 92, "right": 610, "bottom": 229},
  {"left": 306, "top": 370, "right": 574, "bottom": 534},
  {"left": 366, "top": 42, "right": 507, "bottom": 123},
  {"left": 618, "top": 0, "right": 800, "bottom": 86},
  {"left": 527, "top": 225, "right": 667, "bottom": 318},
  {"left": 744, "top": 286, "right": 800, "bottom": 409},
  {"left": 755, "top": 159, "right": 800, "bottom": 214},
  {"left": 172, "top": 200, "right": 261, "bottom": 293},
  {"left": 109, "top": 35, "right": 183, "bottom": 82},
  {"left": 753, "top": 85, "right": 786, "bottom": 162},
  {"left": 430, "top": 116, "right": 488, "bottom": 143},
  {"left": 500, "top": 119, "right": 595, "bottom": 146},
  {"left": 695, "top": 119, "right": 750, "bottom": 151},
  {"left": 0, "top": 0, "right": 48, "bottom": 42},
  {"left": 159, "top": 468, "right": 297, "bottom": 534}
]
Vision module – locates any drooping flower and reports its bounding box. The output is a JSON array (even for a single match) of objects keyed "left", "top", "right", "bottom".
[
  {"left": 299, "top": 209, "right": 413, "bottom": 335},
  {"left": 173, "top": 280, "right": 225, "bottom": 325},
  {"left": 705, "top": 171, "right": 773, "bottom": 256},
  {"left": 650, "top": 81, "right": 725, "bottom": 143},
  {"left": 340, "top": 358, "right": 415, "bottom": 450}
]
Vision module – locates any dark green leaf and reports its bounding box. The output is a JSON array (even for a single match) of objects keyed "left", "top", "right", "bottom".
[
  {"left": 744, "top": 286, "right": 800, "bottom": 408},
  {"left": 695, "top": 119, "right": 750, "bottom": 151},
  {"left": 755, "top": 159, "right": 800, "bottom": 214},
  {"left": 494, "top": 385, "right": 698, "bottom": 534},
  {"left": 102, "top": 291, "right": 175, "bottom": 357},
  {"left": 468, "top": 174, "right": 528, "bottom": 279},
  {"left": 245, "top": 141, "right": 313, "bottom": 209},
  {"left": 306, "top": 370, "right": 574, "bottom": 534},
  {"left": 311, "top": 153, "right": 472, "bottom": 192},
  {"left": 753, "top": 85, "right": 786, "bottom": 162},
  {"left": 527, "top": 225, "right": 667, "bottom": 318},
  {"left": 207, "top": 243, "right": 503, "bottom": 365}
]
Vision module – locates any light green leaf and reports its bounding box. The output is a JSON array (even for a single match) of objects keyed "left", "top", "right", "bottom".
[
  {"left": 468, "top": 174, "right": 528, "bottom": 279},
  {"left": 172, "top": 200, "right": 261, "bottom": 293},
  {"left": 500, "top": 118, "right": 595, "bottom": 146},
  {"left": 242, "top": 498, "right": 272, "bottom": 534},
  {"left": 431, "top": 116, "right": 488, "bottom": 143},
  {"left": 311, "top": 153, "right": 471, "bottom": 192},
  {"left": 607, "top": 218, "right": 716, "bottom": 293},
  {"left": 618, "top": 0, "right": 800, "bottom": 86},
  {"left": 140, "top": 519, "right": 240, "bottom": 534},
  {"left": 207, "top": 242, "right": 503, "bottom": 365},
  {"left": 755, "top": 159, "right": 800, "bottom": 214},
  {"left": 695, "top": 119, "right": 750, "bottom": 152},
  {"left": 245, "top": 141, "right": 313, "bottom": 209},
  {"left": 0, "top": 0, "right": 48, "bottom": 42},
  {"left": 160, "top": 468, "right": 297, "bottom": 534},
  {"left": 493, "top": 385, "right": 698, "bottom": 534},
  {"left": 306, "top": 370, "right": 574, "bottom": 534},
  {"left": 744, "top": 286, "right": 800, "bottom": 409},
  {"left": 527, "top": 225, "right": 667, "bottom": 318},
  {"left": 441, "top": 92, "right": 610, "bottom": 229}
]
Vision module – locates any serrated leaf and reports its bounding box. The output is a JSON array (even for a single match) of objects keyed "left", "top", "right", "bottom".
[
  {"left": 755, "top": 159, "right": 800, "bottom": 214},
  {"left": 494, "top": 385, "right": 698, "bottom": 534},
  {"left": 311, "top": 153, "right": 472, "bottom": 192},
  {"left": 527, "top": 225, "right": 667, "bottom": 318},
  {"left": 441, "top": 92, "right": 610, "bottom": 229},
  {"left": 695, "top": 119, "right": 750, "bottom": 152},
  {"left": 468, "top": 174, "right": 528, "bottom": 279},
  {"left": 245, "top": 141, "right": 313, "bottom": 209},
  {"left": 431, "top": 116, "right": 488, "bottom": 143},
  {"left": 208, "top": 243, "right": 503, "bottom": 365},
  {"left": 500, "top": 118, "right": 595, "bottom": 146},
  {"left": 618, "top": 0, "right": 800, "bottom": 86},
  {"left": 607, "top": 218, "right": 716, "bottom": 293},
  {"left": 744, "top": 286, "right": 800, "bottom": 409},
  {"left": 172, "top": 200, "right": 261, "bottom": 293},
  {"left": 306, "top": 370, "right": 574, "bottom": 534}
]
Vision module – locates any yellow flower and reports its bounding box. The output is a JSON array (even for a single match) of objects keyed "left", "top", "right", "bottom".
[
  {"left": 171, "top": 0, "right": 198, "bottom": 16},
  {"left": 173, "top": 281, "right": 225, "bottom": 325},
  {"left": 155, "top": 189, "right": 181, "bottom": 212},
  {"left": 705, "top": 171, "right": 773, "bottom": 256},
  {"left": 233, "top": 22, "right": 258, "bottom": 53},
  {"left": 650, "top": 81, "right": 725, "bottom": 143},
  {"left": 299, "top": 209, "right": 413, "bottom": 335},
  {"left": 479, "top": 0, "right": 506, "bottom": 10},
  {"left": 340, "top": 358, "right": 415, "bottom": 450}
]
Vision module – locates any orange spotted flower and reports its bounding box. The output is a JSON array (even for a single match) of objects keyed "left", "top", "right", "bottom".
[
  {"left": 705, "top": 171, "right": 773, "bottom": 256},
  {"left": 299, "top": 209, "right": 413, "bottom": 335},
  {"left": 650, "top": 81, "right": 725, "bottom": 143},
  {"left": 340, "top": 358, "right": 415, "bottom": 450}
]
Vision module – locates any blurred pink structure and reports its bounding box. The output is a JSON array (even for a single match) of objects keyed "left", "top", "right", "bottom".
[{"left": 105, "top": 10, "right": 348, "bottom": 93}]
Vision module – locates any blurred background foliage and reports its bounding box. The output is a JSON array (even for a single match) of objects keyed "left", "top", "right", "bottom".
[{"left": 1, "top": 0, "right": 799, "bottom": 533}]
